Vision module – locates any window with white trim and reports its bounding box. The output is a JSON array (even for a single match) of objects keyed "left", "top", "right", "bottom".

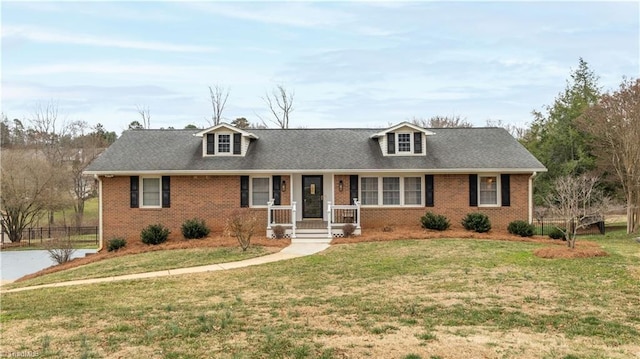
[
  {"left": 479, "top": 176, "right": 498, "bottom": 205},
  {"left": 251, "top": 177, "right": 269, "bottom": 206},
  {"left": 361, "top": 176, "right": 423, "bottom": 206},
  {"left": 383, "top": 177, "right": 400, "bottom": 205},
  {"left": 218, "top": 134, "right": 231, "bottom": 153},
  {"left": 404, "top": 177, "right": 421, "bottom": 205},
  {"left": 361, "top": 177, "right": 378, "bottom": 205},
  {"left": 141, "top": 177, "right": 161, "bottom": 207},
  {"left": 397, "top": 133, "right": 411, "bottom": 152}
]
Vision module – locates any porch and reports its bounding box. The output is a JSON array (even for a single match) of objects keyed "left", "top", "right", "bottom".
[{"left": 266, "top": 199, "right": 361, "bottom": 239}]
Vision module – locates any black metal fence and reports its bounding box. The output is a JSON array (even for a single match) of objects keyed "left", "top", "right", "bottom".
[
  {"left": 533, "top": 218, "right": 605, "bottom": 236},
  {"left": 0, "top": 226, "right": 98, "bottom": 246}
]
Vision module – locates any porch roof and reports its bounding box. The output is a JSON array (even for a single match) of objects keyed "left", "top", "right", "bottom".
[{"left": 85, "top": 127, "right": 546, "bottom": 174}]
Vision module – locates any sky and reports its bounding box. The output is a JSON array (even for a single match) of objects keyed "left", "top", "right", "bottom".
[{"left": 2, "top": 1, "right": 639, "bottom": 134}]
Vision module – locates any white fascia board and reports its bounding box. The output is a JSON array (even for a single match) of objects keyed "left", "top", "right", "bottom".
[
  {"left": 370, "top": 121, "right": 436, "bottom": 138},
  {"left": 193, "top": 123, "right": 258, "bottom": 139},
  {"left": 84, "top": 167, "right": 547, "bottom": 177}
]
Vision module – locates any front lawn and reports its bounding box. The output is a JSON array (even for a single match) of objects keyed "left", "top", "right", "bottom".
[
  {"left": 1, "top": 231, "right": 639, "bottom": 358},
  {"left": 4, "top": 246, "right": 268, "bottom": 289}
]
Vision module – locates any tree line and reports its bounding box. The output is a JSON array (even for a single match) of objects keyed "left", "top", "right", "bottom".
[{"left": 1, "top": 103, "right": 117, "bottom": 242}]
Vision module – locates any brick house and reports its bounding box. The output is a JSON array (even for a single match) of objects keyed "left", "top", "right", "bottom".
[{"left": 85, "top": 122, "right": 546, "bottom": 247}]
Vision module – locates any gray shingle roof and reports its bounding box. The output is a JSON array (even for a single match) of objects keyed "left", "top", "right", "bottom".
[{"left": 85, "top": 127, "right": 546, "bottom": 174}]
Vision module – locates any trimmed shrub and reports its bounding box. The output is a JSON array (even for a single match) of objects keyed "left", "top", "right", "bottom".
[
  {"left": 181, "top": 218, "right": 210, "bottom": 239},
  {"left": 507, "top": 220, "right": 535, "bottom": 237},
  {"left": 141, "top": 224, "right": 170, "bottom": 245},
  {"left": 342, "top": 223, "right": 356, "bottom": 237},
  {"left": 548, "top": 227, "right": 565, "bottom": 240},
  {"left": 107, "top": 237, "right": 127, "bottom": 251},
  {"left": 420, "top": 212, "right": 450, "bottom": 231},
  {"left": 462, "top": 212, "right": 491, "bottom": 233},
  {"left": 273, "top": 225, "right": 286, "bottom": 239}
]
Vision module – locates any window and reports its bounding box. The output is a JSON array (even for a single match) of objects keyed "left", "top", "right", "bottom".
[
  {"left": 142, "top": 177, "right": 160, "bottom": 207},
  {"left": 479, "top": 176, "right": 498, "bottom": 205},
  {"left": 218, "top": 134, "right": 230, "bottom": 153},
  {"left": 252, "top": 177, "right": 269, "bottom": 206},
  {"left": 361, "top": 176, "right": 423, "bottom": 206},
  {"left": 361, "top": 177, "right": 378, "bottom": 205},
  {"left": 397, "top": 133, "right": 411, "bottom": 152},
  {"left": 383, "top": 177, "right": 400, "bottom": 205},
  {"left": 404, "top": 177, "right": 421, "bottom": 205}
]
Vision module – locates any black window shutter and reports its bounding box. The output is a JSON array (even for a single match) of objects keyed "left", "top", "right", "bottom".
[
  {"left": 387, "top": 132, "right": 395, "bottom": 154},
  {"left": 501, "top": 174, "right": 511, "bottom": 207},
  {"left": 233, "top": 133, "right": 241, "bottom": 155},
  {"left": 130, "top": 176, "right": 139, "bottom": 208},
  {"left": 414, "top": 132, "right": 423, "bottom": 154},
  {"left": 469, "top": 174, "right": 478, "bottom": 207},
  {"left": 349, "top": 175, "right": 358, "bottom": 205},
  {"left": 272, "top": 175, "right": 281, "bottom": 205},
  {"left": 162, "top": 176, "right": 170, "bottom": 208},
  {"left": 425, "top": 175, "right": 434, "bottom": 207},
  {"left": 206, "top": 134, "right": 215, "bottom": 154},
  {"left": 240, "top": 176, "right": 249, "bottom": 207}
]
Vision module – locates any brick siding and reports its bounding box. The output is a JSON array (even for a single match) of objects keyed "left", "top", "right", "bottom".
[
  {"left": 101, "top": 173, "right": 531, "bottom": 241},
  {"left": 360, "top": 174, "right": 530, "bottom": 230}
]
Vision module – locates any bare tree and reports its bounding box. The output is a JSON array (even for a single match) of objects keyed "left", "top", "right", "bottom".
[
  {"left": 580, "top": 78, "right": 640, "bottom": 234},
  {"left": 0, "top": 150, "right": 64, "bottom": 242},
  {"left": 225, "top": 209, "right": 258, "bottom": 251},
  {"left": 69, "top": 123, "right": 106, "bottom": 227},
  {"left": 411, "top": 115, "right": 473, "bottom": 128},
  {"left": 263, "top": 85, "right": 294, "bottom": 129},
  {"left": 136, "top": 105, "right": 151, "bottom": 129},
  {"left": 486, "top": 119, "right": 528, "bottom": 139},
  {"left": 208, "top": 85, "right": 230, "bottom": 126},
  {"left": 546, "top": 174, "right": 609, "bottom": 249}
]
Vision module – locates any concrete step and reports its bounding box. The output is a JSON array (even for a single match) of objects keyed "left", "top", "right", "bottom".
[{"left": 291, "top": 237, "right": 332, "bottom": 244}]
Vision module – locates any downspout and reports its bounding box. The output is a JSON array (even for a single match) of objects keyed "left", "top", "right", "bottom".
[
  {"left": 94, "top": 175, "right": 104, "bottom": 251},
  {"left": 528, "top": 172, "right": 537, "bottom": 224}
]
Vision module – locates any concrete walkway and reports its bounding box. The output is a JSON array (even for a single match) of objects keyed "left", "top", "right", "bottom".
[{"left": 1, "top": 241, "right": 331, "bottom": 294}]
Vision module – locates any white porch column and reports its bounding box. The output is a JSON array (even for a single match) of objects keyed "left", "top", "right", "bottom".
[
  {"left": 327, "top": 201, "right": 332, "bottom": 238},
  {"left": 291, "top": 201, "right": 297, "bottom": 239}
]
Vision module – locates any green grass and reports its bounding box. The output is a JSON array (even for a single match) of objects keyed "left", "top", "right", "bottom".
[
  {"left": 5, "top": 246, "right": 267, "bottom": 288},
  {"left": 2, "top": 231, "right": 639, "bottom": 358},
  {"left": 33, "top": 198, "right": 99, "bottom": 227}
]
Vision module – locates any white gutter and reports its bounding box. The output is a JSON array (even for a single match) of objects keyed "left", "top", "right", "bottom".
[
  {"left": 94, "top": 175, "right": 103, "bottom": 251},
  {"left": 84, "top": 168, "right": 548, "bottom": 176},
  {"left": 528, "top": 172, "right": 537, "bottom": 224}
]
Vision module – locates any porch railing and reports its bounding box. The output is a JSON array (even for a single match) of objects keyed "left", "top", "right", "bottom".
[
  {"left": 267, "top": 199, "right": 297, "bottom": 239},
  {"left": 327, "top": 199, "right": 361, "bottom": 238}
]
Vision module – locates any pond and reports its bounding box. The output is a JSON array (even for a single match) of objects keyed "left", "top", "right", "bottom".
[{"left": 0, "top": 249, "right": 97, "bottom": 282}]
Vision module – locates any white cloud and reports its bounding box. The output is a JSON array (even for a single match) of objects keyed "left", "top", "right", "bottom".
[
  {"left": 185, "top": 2, "right": 354, "bottom": 29},
  {"left": 2, "top": 25, "right": 216, "bottom": 53}
]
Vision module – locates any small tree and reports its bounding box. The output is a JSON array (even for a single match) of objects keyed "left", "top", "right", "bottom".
[
  {"left": 546, "top": 174, "right": 609, "bottom": 249},
  {"left": 225, "top": 209, "right": 258, "bottom": 251}
]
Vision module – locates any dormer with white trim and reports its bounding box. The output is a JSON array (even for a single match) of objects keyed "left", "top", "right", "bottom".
[
  {"left": 370, "top": 122, "right": 435, "bottom": 156},
  {"left": 194, "top": 123, "right": 259, "bottom": 157}
]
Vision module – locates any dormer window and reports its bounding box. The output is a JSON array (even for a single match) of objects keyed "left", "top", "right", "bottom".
[
  {"left": 196, "top": 123, "right": 259, "bottom": 157},
  {"left": 218, "top": 134, "right": 231, "bottom": 153},
  {"left": 397, "top": 133, "right": 412, "bottom": 152},
  {"left": 371, "top": 122, "right": 434, "bottom": 157}
]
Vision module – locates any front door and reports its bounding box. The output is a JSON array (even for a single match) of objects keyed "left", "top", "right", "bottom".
[{"left": 302, "top": 175, "right": 323, "bottom": 218}]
